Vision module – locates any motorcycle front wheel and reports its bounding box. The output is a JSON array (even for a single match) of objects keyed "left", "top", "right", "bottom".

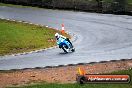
[{"left": 62, "top": 45, "right": 68, "bottom": 53}]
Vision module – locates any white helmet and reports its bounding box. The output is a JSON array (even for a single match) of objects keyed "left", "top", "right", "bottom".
[{"left": 55, "top": 33, "right": 60, "bottom": 39}]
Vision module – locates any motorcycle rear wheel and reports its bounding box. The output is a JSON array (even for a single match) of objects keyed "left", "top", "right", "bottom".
[{"left": 71, "top": 48, "right": 75, "bottom": 52}]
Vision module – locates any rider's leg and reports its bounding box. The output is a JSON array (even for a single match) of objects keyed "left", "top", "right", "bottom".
[{"left": 66, "top": 38, "right": 73, "bottom": 48}]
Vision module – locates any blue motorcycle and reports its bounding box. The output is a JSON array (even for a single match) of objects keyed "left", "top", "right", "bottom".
[{"left": 57, "top": 37, "right": 75, "bottom": 53}]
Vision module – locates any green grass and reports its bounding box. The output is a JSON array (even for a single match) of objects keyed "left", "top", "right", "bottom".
[
  {"left": 8, "top": 69, "right": 132, "bottom": 88},
  {"left": 7, "top": 83, "right": 132, "bottom": 88},
  {"left": 103, "top": 0, "right": 113, "bottom": 3},
  {"left": 127, "top": 0, "right": 132, "bottom": 5},
  {"left": 0, "top": 3, "right": 31, "bottom": 8},
  {"left": 0, "top": 3, "right": 43, "bottom": 10},
  {"left": 127, "top": 0, "right": 132, "bottom": 3},
  {"left": 0, "top": 19, "right": 64, "bottom": 55}
]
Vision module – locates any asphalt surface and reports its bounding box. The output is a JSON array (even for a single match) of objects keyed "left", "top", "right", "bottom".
[{"left": 0, "top": 6, "right": 132, "bottom": 70}]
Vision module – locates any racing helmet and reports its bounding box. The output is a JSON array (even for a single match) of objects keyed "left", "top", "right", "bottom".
[{"left": 55, "top": 33, "right": 60, "bottom": 39}]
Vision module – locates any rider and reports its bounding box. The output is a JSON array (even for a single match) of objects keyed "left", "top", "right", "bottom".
[{"left": 55, "top": 33, "right": 73, "bottom": 48}]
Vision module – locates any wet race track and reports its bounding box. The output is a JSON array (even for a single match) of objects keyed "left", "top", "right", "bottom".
[{"left": 0, "top": 6, "right": 132, "bottom": 70}]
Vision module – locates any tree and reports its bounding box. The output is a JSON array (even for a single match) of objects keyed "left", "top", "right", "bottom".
[
  {"left": 96, "top": 0, "right": 103, "bottom": 11},
  {"left": 114, "top": 0, "right": 126, "bottom": 12}
]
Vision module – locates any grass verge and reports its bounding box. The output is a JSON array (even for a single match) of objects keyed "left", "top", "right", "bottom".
[
  {"left": 7, "top": 69, "right": 132, "bottom": 88},
  {"left": 127, "top": 0, "right": 132, "bottom": 4},
  {"left": 0, "top": 3, "right": 31, "bottom": 8},
  {"left": 0, "top": 19, "right": 68, "bottom": 56}
]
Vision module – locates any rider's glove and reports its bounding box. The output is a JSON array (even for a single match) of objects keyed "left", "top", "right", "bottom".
[{"left": 59, "top": 45, "right": 61, "bottom": 48}]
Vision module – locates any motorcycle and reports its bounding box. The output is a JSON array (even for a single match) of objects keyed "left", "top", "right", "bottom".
[{"left": 57, "top": 37, "right": 75, "bottom": 53}]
